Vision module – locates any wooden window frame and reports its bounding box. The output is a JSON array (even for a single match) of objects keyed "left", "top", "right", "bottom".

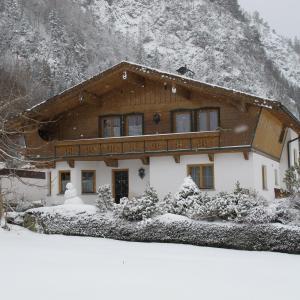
[
  {"left": 187, "top": 164, "right": 215, "bottom": 190},
  {"left": 124, "top": 113, "right": 144, "bottom": 136},
  {"left": 171, "top": 109, "right": 193, "bottom": 133},
  {"left": 81, "top": 170, "right": 96, "bottom": 194},
  {"left": 262, "top": 165, "right": 268, "bottom": 191},
  {"left": 99, "top": 114, "right": 122, "bottom": 138},
  {"left": 59, "top": 170, "right": 71, "bottom": 195},
  {"left": 196, "top": 108, "right": 220, "bottom": 132},
  {"left": 112, "top": 169, "right": 129, "bottom": 201}
]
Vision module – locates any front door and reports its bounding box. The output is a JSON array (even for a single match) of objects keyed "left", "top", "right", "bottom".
[{"left": 113, "top": 170, "right": 129, "bottom": 204}]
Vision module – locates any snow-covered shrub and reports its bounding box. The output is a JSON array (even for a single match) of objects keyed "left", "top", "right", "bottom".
[
  {"left": 165, "top": 177, "right": 201, "bottom": 216},
  {"left": 96, "top": 185, "right": 114, "bottom": 212},
  {"left": 186, "top": 182, "right": 274, "bottom": 224},
  {"left": 117, "top": 187, "right": 159, "bottom": 221}
]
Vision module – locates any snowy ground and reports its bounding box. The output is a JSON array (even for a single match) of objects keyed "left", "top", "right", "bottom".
[{"left": 1, "top": 226, "right": 299, "bottom": 300}]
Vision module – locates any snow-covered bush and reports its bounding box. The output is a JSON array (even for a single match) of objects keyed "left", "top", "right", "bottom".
[
  {"left": 96, "top": 185, "right": 114, "bottom": 212},
  {"left": 117, "top": 187, "right": 159, "bottom": 221},
  {"left": 283, "top": 163, "right": 300, "bottom": 196},
  {"left": 164, "top": 177, "right": 201, "bottom": 216},
  {"left": 168, "top": 180, "right": 274, "bottom": 224}
]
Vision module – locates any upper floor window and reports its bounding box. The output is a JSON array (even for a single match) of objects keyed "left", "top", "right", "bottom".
[
  {"left": 126, "top": 114, "right": 143, "bottom": 136},
  {"left": 173, "top": 111, "right": 192, "bottom": 133},
  {"left": 197, "top": 109, "right": 219, "bottom": 132},
  {"left": 101, "top": 116, "right": 121, "bottom": 138}
]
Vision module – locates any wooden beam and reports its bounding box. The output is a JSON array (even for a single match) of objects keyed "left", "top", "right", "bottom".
[
  {"left": 171, "top": 84, "right": 191, "bottom": 100},
  {"left": 173, "top": 155, "right": 181, "bottom": 163},
  {"left": 35, "top": 161, "right": 56, "bottom": 169},
  {"left": 67, "top": 160, "right": 75, "bottom": 168},
  {"left": 122, "top": 70, "right": 146, "bottom": 87},
  {"left": 243, "top": 151, "right": 249, "bottom": 160},
  {"left": 208, "top": 154, "right": 214, "bottom": 162},
  {"left": 80, "top": 90, "right": 102, "bottom": 106},
  {"left": 141, "top": 157, "right": 150, "bottom": 165},
  {"left": 279, "top": 126, "right": 287, "bottom": 143},
  {"left": 104, "top": 159, "right": 118, "bottom": 168}
]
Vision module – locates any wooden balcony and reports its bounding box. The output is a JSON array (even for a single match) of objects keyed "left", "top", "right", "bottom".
[{"left": 52, "top": 131, "right": 220, "bottom": 160}]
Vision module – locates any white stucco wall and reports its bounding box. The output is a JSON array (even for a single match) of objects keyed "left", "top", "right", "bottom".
[
  {"left": 48, "top": 159, "right": 149, "bottom": 205},
  {"left": 252, "top": 152, "right": 279, "bottom": 201},
  {"left": 0, "top": 176, "right": 48, "bottom": 204},
  {"left": 150, "top": 153, "right": 255, "bottom": 199}
]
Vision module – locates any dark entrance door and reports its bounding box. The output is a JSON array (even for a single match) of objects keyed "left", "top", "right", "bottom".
[{"left": 113, "top": 170, "right": 129, "bottom": 204}]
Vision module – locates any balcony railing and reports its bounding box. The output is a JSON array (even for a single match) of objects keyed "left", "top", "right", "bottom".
[{"left": 52, "top": 131, "right": 220, "bottom": 159}]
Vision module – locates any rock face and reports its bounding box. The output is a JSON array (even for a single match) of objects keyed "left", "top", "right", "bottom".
[
  {"left": 1, "top": 0, "right": 300, "bottom": 112},
  {"left": 13, "top": 206, "right": 300, "bottom": 254}
]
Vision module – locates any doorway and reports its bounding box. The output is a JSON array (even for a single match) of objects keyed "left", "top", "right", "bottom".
[{"left": 113, "top": 170, "right": 129, "bottom": 204}]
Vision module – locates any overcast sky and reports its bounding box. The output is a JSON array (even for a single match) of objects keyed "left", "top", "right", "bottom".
[{"left": 239, "top": 0, "right": 300, "bottom": 39}]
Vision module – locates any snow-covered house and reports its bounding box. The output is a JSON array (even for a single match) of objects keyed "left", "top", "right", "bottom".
[{"left": 12, "top": 62, "right": 300, "bottom": 204}]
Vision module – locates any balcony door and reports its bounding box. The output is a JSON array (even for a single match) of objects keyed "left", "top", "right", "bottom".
[{"left": 113, "top": 170, "right": 129, "bottom": 204}]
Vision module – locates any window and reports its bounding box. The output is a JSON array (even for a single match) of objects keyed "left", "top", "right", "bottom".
[
  {"left": 188, "top": 164, "right": 214, "bottom": 189},
  {"left": 197, "top": 109, "right": 219, "bottom": 132},
  {"left": 59, "top": 171, "right": 70, "bottom": 194},
  {"left": 81, "top": 171, "right": 96, "bottom": 194},
  {"left": 274, "top": 169, "right": 279, "bottom": 186},
  {"left": 126, "top": 114, "right": 143, "bottom": 136},
  {"left": 101, "top": 116, "right": 121, "bottom": 138},
  {"left": 262, "top": 165, "right": 268, "bottom": 190},
  {"left": 173, "top": 111, "right": 192, "bottom": 133}
]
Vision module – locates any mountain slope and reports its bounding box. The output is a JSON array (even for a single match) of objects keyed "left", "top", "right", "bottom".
[{"left": 0, "top": 0, "right": 299, "bottom": 113}]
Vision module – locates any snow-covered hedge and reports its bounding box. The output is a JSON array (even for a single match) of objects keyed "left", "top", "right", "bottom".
[
  {"left": 158, "top": 178, "right": 286, "bottom": 225},
  {"left": 115, "top": 187, "right": 159, "bottom": 221},
  {"left": 9, "top": 206, "right": 300, "bottom": 254},
  {"left": 94, "top": 179, "right": 299, "bottom": 226}
]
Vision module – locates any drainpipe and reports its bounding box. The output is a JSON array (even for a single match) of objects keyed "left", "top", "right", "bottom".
[{"left": 287, "top": 136, "right": 300, "bottom": 168}]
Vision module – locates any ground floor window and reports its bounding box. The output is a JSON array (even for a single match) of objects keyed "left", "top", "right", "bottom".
[
  {"left": 59, "top": 171, "right": 71, "bottom": 194},
  {"left": 262, "top": 165, "right": 268, "bottom": 190},
  {"left": 274, "top": 169, "right": 279, "bottom": 186},
  {"left": 187, "top": 164, "right": 214, "bottom": 189},
  {"left": 81, "top": 170, "right": 96, "bottom": 194}
]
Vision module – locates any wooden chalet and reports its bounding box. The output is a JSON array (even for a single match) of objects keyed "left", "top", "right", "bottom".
[{"left": 11, "top": 62, "right": 300, "bottom": 204}]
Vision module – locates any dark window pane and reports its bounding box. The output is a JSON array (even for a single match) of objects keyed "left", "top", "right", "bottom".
[
  {"left": 190, "top": 166, "right": 200, "bottom": 188},
  {"left": 127, "top": 115, "right": 143, "bottom": 136},
  {"left": 202, "top": 166, "right": 214, "bottom": 189},
  {"left": 175, "top": 112, "right": 191, "bottom": 133},
  {"left": 102, "top": 117, "right": 121, "bottom": 137},
  {"left": 82, "top": 171, "right": 95, "bottom": 193}
]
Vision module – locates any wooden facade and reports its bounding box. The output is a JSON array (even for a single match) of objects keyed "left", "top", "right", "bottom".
[{"left": 15, "top": 62, "right": 300, "bottom": 165}]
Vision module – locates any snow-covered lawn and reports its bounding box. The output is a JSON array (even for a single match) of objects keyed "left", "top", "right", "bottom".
[{"left": 1, "top": 226, "right": 299, "bottom": 300}]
